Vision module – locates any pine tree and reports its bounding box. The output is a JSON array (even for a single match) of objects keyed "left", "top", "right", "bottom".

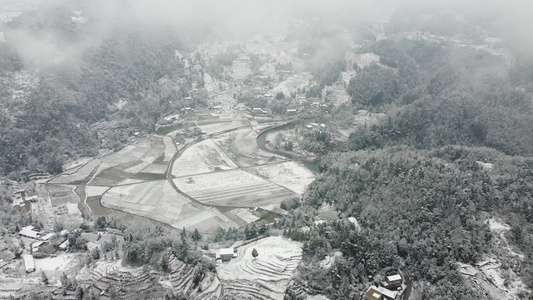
[
  {"left": 191, "top": 228, "right": 202, "bottom": 241},
  {"left": 41, "top": 271, "right": 49, "bottom": 285},
  {"left": 161, "top": 254, "right": 169, "bottom": 272}
]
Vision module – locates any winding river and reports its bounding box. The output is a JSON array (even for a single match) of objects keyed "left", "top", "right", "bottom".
[{"left": 256, "top": 122, "right": 321, "bottom": 173}]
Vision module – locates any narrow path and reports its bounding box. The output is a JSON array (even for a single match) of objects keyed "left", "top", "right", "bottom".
[{"left": 402, "top": 272, "right": 412, "bottom": 300}]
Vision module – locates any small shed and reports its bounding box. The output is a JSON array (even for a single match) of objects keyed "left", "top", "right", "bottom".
[
  {"left": 219, "top": 248, "right": 235, "bottom": 262},
  {"left": 58, "top": 239, "right": 70, "bottom": 251},
  {"left": 23, "top": 255, "right": 35, "bottom": 273},
  {"left": 385, "top": 274, "right": 402, "bottom": 288},
  {"left": 286, "top": 108, "right": 297, "bottom": 115}
]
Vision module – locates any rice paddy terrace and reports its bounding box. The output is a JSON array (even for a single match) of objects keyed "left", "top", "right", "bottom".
[
  {"left": 217, "top": 236, "right": 303, "bottom": 300},
  {"left": 71, "top": 236, "right": 301, "bottom": 300},
  {"left": 76, "top": 256, "right": 221, "bottom": 300}
]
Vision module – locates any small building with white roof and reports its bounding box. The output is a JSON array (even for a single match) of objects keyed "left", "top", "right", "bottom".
[
  {"left": 19, "top": 226, "right": 41, "bottom": 239},
  {"left": 217, "top": 248, "right": 236, "bottom": 262},
  {"left": 23, "top": 254, "right": 35, "bottom": 273}
]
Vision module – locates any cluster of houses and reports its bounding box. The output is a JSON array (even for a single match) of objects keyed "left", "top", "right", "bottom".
[
  {"left": 364, "top": 273, "right": 405, "bottom": 300},
  {"left": 19, "top": 226, "right": 70, "bottom": 273},
  {"left": 8, "top": 188, "right": 39, "bottom": 212}
]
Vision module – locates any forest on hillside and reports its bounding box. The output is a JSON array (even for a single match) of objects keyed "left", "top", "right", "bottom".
[
  {"left": 281, "top": 8, "right": 533, "bottom": 300},
  {"left": 0, "top": 1, "right": 212, "bottom": 177}
]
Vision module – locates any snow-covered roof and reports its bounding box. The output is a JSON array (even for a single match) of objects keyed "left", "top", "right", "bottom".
[
  {"left": 348, "top": 217, "right": 361, "bottom": 230},
  {"left": 387, "top": 274, "right": 402, "bottom": 283},
  {"left": 59, "top": 239, "right": 70, "bottom": 250},
  {"left": 23, "top": 255, "right": 35, "bottom": 272},
  {"left": 364, "top": 287, "right": 382, "bottom": 300},
  {"left": 19, "top": 226, "right": 40, "bottom": 239},
  {"left": 378, "top": 286, "right": 398, "bottom": 299},
  {"left": 41, "top": 233, "right": 54, "bottom": 241},
  {"left": 32, "top": 241, "right": 45, "bottom": 249},
  {"left": 220, "top": 248, "right": 234, "bottom": 256}
]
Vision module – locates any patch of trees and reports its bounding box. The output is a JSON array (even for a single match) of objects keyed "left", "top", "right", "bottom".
[
  {"left": 237, "top": 92, "right": 267, "bottom": 109},
  {"left": 120, "top": 225, "right": 214, "bottom": 283},
  {"left": 0, "top": 184, "right": 32, "bottom": 234},
  {"left": 347, "top": 64, "right": 401, "bottom": 107},
  {"left": 301, "top": 129, "right": 332, "bottom": 154},
  {"left": 348, "top": 86, "right": 533, "bottom": 156},
  {"left": 206, "top": 51, "right": 238, "bottom": 80}
]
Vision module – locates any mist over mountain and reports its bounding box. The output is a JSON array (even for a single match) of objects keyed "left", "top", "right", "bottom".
[{"left": 1, "top": 0, "right": 533, "bottom": 299}]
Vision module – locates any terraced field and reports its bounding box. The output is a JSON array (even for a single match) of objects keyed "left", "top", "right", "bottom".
[
  {"left": 218, "top": 236, "right": 303, "bottom": 300},
  {"left": 77, "top": 257, "right": 222, "bottom": 300},
  {"left": 48, "top": 158, "right": 101, "bottom": 185}
]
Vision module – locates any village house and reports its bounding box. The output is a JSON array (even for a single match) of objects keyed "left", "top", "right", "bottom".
[
  {"left": 365, "top": 286, "right": 382, "bottom": 300},
  {"left": 364, "top": 272, "right": 404, "bottom": 300},
  {"left": 384, "top": 274, "right": 402, "bottom": 289},
  {"left": 19, "top": 226, "right": 41, "bottom": 240},
  {"left": 12, "top": 190, "right": 26, "bottom": 201},
  {"left": 348, "top": 217, "right": 361, "bottom": 231},
  {"left": 364, "top": 285, "right": 398, "bottom": 300},
  {"left": 217, "top": 248, "right": 237, "bottom": 262},
  {"left": 252, "top": 107, "right": 267, "bottom": 115}
]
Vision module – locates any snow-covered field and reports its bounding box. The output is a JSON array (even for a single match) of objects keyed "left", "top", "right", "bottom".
[
  {"left": 101, "top": 180, "right": 191, "bottom": 225},
  {"left": 171, "top": 139, "right": 239, "bottom": 177},
  {"left": 248, "top": 161, "right": 316, "bottom": 194},
  {"left": 48, "top": 159, "right": 100, "bottom": 184},
  {"left": 196, "top": 119, "right": 247, "bottom": 135},
  {"left": 174, "top": 169, "right": 296, "bottom": 207}
]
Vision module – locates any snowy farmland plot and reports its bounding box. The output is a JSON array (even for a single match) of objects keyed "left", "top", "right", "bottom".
[
  {"left": 247, "top": 161, "right": 316, "bottom": 194},
  {"left": 48, "top": 158, "right": 101, "bottom": 184},
  {"left": 197, "top": 119, "right": 248, "bottom": 135},
  {"left": 174, "top": 169, "right": 296, "bottom": 207},
  {"left": 171, "top": 139, "right": 239, "bottom": 177},
  {"left": 87, "top": 136, "right": 173, "bottom": 186},
  {"left": 93, "top": 124, "right": 315, "bottom": 230},
  {"left": 101, "top": 180, "right": 190, "bottom": 225}
]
